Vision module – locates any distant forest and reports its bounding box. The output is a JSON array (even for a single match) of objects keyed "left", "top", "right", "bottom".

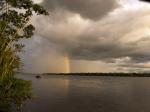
[{"left": 44, "top": 73, "right": 150, "bottom": 77}]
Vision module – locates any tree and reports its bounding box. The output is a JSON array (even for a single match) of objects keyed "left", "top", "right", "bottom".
[
  {"left": 0, "top": 0, "right": 48, "bottom": 81},
  {"left": 0, "top": 1, "right": 48, "bottom": 111}
]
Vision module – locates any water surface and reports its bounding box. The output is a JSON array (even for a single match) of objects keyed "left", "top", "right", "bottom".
[{"left": 18, "top": 74, "right": 150, "bottom": 112}]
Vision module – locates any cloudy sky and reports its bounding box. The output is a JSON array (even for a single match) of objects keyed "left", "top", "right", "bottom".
[{"left": 21, "top": 0, "right": 150, "bottom": 73}]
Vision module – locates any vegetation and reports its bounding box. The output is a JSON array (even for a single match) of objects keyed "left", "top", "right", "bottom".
[
  {"left": 45, "top": 73, "right": 150, "bottom": 77},
  {"left": 0, "top": 0, "right": 48, "bottom": 81},
  {"left": 0, "top": 78, "right": 32, "bottom": 112},
  {"left": 0, "top": 0, "right": 48, "bottom": 111}
]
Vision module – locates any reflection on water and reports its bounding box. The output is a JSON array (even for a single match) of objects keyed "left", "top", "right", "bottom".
[{"left": 18, "top": 74, "right": 150, "bottom": 112}]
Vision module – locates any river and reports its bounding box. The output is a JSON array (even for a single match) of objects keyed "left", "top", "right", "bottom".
[{"left": 17, "top": 74, "right": 150, "bottom": 112}]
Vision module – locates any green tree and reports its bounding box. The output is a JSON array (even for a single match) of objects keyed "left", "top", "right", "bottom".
[
  {"left": 0, "top": 0, "right": 48, "bottom": 111},
  {"left": 0, "top": 0, "right": 48, "bottom": 81}
]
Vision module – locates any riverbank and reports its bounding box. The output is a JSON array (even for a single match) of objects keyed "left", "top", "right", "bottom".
[{"left": 43, "top": 73, "right": 150, "bottom": 77}]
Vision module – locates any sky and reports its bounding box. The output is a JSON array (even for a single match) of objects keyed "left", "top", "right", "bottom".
[{"left": 21, "top": 0, "right": 150, "bottom": 73}]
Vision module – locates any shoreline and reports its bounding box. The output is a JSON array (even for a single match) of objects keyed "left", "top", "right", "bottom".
[
  {"left": 17, "top": 72, "right": 150, "bottom": 77},
  {"left": 43, "top": 73, "right": 150, "bottom": 77}
]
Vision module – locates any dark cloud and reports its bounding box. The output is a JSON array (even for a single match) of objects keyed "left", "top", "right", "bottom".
[
  {"left": 22, "top": 0, "right": 150, "bottom": 73},
  {"left": 64, "top": 36, "right": 150, "bottom": 63},
  {"left": 42, "top": 0, "right": 119, "bottom": 20},
  {"left": 32, "top": 8, "right": 150, "bottom": 64}
]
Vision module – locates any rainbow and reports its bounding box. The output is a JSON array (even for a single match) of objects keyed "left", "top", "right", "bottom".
[{"left": 64, "top": 55, "right": 70, "bottom": 73}]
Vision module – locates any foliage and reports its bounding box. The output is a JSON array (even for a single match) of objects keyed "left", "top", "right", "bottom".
[
  {"left": 0, "top": 0, "right": 48, "bottom": 81},
  {"left": 0, "top": 0, "right": 48, "bottom": 111},
  {"left": 0, "top": 78, "right": 32, "bottom": 112}
]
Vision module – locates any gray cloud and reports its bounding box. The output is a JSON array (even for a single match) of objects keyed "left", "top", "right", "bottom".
[
  {"left": 22, "top": 0, "right": 150, "bottom": 73},
  {"left": 42, "top": 0, "right": 119, "bottom": 20},
  {"left": 32, "top": 8, "right": 150, "bottom": 63},
  {"left": 68, "top": 36, "right": 150, "bottom": 63}
]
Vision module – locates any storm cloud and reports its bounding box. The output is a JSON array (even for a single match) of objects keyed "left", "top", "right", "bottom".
[
  {"left": 42, "top": 0, "right": 119, "bottom": 20},
  {"left": 32, "top": 7, "right": 150, "bottom": 61},
  {"left": 22, "top": 0, "right": 150, "bottom": 73}
]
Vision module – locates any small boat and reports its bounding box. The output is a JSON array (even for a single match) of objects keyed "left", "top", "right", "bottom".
[{"left": 35, "top": 75, "right": 41, "bottom": 78}]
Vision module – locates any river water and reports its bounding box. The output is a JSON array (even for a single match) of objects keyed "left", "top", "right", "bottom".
[{"left": 18, "top": 74, "right": 150, "bottom": 112}]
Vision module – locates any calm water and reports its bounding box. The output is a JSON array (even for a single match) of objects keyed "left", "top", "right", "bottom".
[{"left": 18, "top": 74, "right": 150, "bottom": 112}]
